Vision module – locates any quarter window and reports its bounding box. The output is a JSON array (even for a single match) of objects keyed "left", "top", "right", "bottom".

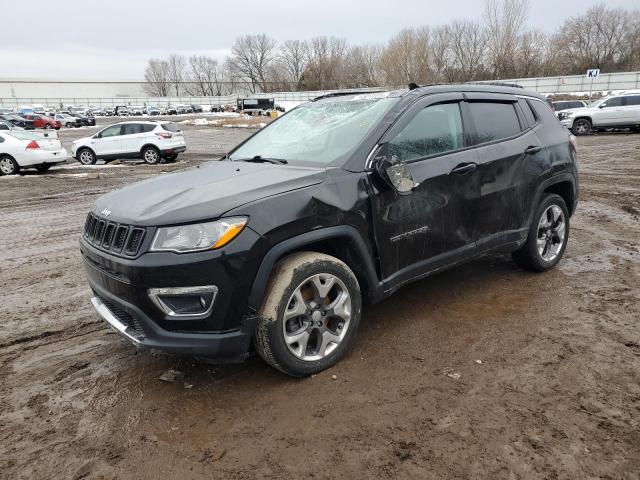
[
  {"left": 624, "top": 95, "right": 640, "bottom": 106},
  {"left": 388, "top": 102, "right": 464, "bottom": 162},
  {"left": 468, "top": 102, "right": 521, "bottom": 144},
  {"left": 519, "top": 99, "right": 537, "bottom": 128}
]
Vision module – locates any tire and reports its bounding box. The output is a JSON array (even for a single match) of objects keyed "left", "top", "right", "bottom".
[
  {"left": 571, "top": 118, "right": 592, "bottom": 136},
  {"left": 512, "top": 193, "right": 570, "bottom": 272},
  {"left": 77, "top": 148, "right": 97, "bottom": 165},
  {"left": 65, "top": 122, "right": 73, "bottom": 128},
  {"left": 255, "top": 252, "right": 362, "bottom": 377},
  {"left": 163, "top": 153, "right": 178, "bottom": 162},
  {"left": 142, "top": 146, "right": 161, "bottom": 165},
  {"left": 35, "top": 164, "right": 51, "bottom": 172},
  {"left": 0, "top": 155, "right": 19, "bottom": 175},
  {"left": 44, "top": 124, "right": 51, "bottom": 130}
]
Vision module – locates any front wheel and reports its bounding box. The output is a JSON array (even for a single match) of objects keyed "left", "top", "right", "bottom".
[
  {"left": 77, "top": 148, "right": 97, "bottom": 165},
  {"left": 65, "top": 122, "right": 73, "bottom": 128},
  {"left": 512, "top": 193, "right": 570, "bottom": 272},
  {"left": 255, "top": 252, "right": 362, "bottom": 377},
  {"left": 571, "top": 118, "right": 592, "bottom": 136},
  {"left": 0, "top": 155, "right": 19, "bottom": 175}
]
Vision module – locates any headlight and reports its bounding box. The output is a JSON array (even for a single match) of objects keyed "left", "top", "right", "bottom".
[
  {"left": 558, "top": 111, "right": 573, "bottom": 120},
  {"left": 150, "top": 217, "right": 248, "bottom": 253}
]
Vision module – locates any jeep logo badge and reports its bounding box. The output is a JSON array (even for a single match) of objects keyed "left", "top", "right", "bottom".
[{"left": 101, "top": 208, "right": 112, "bottom": 217}]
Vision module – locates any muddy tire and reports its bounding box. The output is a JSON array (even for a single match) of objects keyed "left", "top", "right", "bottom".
[
  {"left": 255, "top": 252, "right": 362, "bottom": 377},
  {"left": 0, "top": 155, "right": 19, "bottom": 175},
  {"left": 512, "top": 194, "right": 570, "bottom": 272}
]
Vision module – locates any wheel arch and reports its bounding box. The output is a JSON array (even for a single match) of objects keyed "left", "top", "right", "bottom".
[
  {"left": 76, "top": 145, "right": 96, "bottom": 159},
  {"left": 140, "top": 143, "right": 160, "bottom": 155},
  {"left": 248, "top": 226, "right": 382, "bottom": 312},
  {"left": 543, "top": 180, "right": 575, "bottom": 216}
]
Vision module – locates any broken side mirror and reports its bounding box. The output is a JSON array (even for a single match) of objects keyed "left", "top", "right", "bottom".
[{"left": 375, "top": 148, "right": 418, "bottom": 194}]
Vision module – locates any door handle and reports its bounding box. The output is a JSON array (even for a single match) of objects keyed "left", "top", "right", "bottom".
[
  {"left": 450, "top": 163, "right": 477, "bottom": 175},
  {"left": 524, "top": 145, "right": 541, "bottom": 154}
]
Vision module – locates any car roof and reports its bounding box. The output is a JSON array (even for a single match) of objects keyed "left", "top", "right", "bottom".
[
  {"left": 312, "top": 83, "right": 546, "bottom": 105},
  {"left": 108, "top": 120, "right": 168, "bottom": 125}
]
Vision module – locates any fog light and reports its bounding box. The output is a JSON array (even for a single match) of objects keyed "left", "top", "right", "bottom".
[{"left": 148, "top": 286, "right": 218, "bottom": 318}]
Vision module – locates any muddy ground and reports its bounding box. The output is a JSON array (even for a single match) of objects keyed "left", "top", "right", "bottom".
[{"left": 1, "top": 123, "right": 639, "bottom": 480}]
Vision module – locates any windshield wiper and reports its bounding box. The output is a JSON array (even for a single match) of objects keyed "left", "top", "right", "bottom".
[{"left": 234, "top": 155, "right": 288, "bottom": 165}]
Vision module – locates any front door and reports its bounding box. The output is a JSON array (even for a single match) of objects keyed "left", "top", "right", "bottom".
[
  {"left": 369, "top": 93, "right": 481, "bottom": 285},
  {"left": 593, "top": 96, "right": 625, "bottom": 126},
  {"left": 93, "top": 124, "right": 123, "bottom": 157}
]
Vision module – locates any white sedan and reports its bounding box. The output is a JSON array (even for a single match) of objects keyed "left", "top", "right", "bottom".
[{"left": 0, "top": 131, "right": 68, "bottom": 175}]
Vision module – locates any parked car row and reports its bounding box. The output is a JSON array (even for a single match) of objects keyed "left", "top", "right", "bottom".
[{"left": 0, "top": 119, "right": 186, "bottom": 175}]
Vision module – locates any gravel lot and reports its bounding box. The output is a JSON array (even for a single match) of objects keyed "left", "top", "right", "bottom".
[{"left": 1, "top": 124, "right": 639, "bottom": 479}]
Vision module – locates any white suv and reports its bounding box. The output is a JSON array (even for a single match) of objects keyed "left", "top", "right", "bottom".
[
  {"left": 558, "top": 91, "right": 640, "bottom": 135},
  {"left": 71, "top": 121, "right": 186, "bottom": 165}
]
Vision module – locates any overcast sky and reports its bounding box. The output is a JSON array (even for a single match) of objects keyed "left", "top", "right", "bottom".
[{"left": 2, "top": 0, "right": 638, "bottom": 80}]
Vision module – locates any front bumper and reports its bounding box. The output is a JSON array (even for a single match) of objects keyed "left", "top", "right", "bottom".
[
  {"left": 559, "top": 118, "right": 573, "bottom": 129},
  {"left": 81, "top": 225, "right": 268, "bottom": 360}
]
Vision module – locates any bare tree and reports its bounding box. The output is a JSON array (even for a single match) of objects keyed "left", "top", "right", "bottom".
[
  {"left": 184, "top": 55, "right": 227, "bottom": 96},
  {"left": 166, "top": 54, "right": 186, "bottom": 96},
  {"left": 484, "top": 0, "right": 529, "bottom": 78},
  {"left": 229, "top": 34, "right": 277, "bottom": 93},
  {"left": 378, "top": 27, "right": 432, "bottom": 86},
  {"left": 279, "top": 40, "right": 308, "bottom": 90},
  {"left": 143, "top": 58, "right": 170, "bottom": 96},
  {"left": 448, "top": 20, "right": 488, "bottom": 82},
  {"left": 303, "top": 36, "right": 348, "bottom": 90}
]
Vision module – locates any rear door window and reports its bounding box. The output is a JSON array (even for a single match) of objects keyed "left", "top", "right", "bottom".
[
  {"left": 388, "top": 102, "right": 464, "bottom": 162},
  {"left": 122, "top": 124, "right": 143, "bottom": 135},
  {"left": 467, "top": 102, "right": 521, "bottom": 144},
  {"left": 141, "top": 124, "right": 156, "bottom": 133}
]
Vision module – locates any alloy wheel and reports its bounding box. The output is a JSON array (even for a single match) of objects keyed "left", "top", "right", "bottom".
[
  {"left": 79, "top": 150, "right": 94, "bottom": 165},
  {"left": 537, "top": 204, "right": 566, "bottom": 262},
  {"left": 144, "top": 149, "right": 159, "bottom": 164},
  {"left": 574, "top": 120, "right": 590, "bottom": 135},
  {"left": 282, "top": 273, "right": 352, "bottom": 362}
]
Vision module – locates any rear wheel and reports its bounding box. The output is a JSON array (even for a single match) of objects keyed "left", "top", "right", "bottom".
[
  {"left": 0, "top": 155, "right": 19, "bottom": 175},
  {"left": 255, "top": 252, "right": 362, "bottom": 377},
  {"left": 571, "top": 118, "right": 592, "bottom": 136},
  {"left": 77, "top": 148, "right": 97, "bottom": 165},
  {"left": 142, "top": 146, "right": 161, "bottom": 165},
  {"left": 512, "top": 194, "right": 569, "bottom": 272}
]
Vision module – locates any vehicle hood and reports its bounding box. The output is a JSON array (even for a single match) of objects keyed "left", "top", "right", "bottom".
[{"left": 93, "top": 161, "right": 327, "bottom": 226}]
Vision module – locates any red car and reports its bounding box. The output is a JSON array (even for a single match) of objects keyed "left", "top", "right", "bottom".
[{"left": 22, "top": 114, "right": 61, "bottom": 130}]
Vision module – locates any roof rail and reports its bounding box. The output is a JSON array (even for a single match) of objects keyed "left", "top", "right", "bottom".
[
  {"left": 466, "top": 81, "right": 524, "bottom": 89},
  {"left": 312, "top": 90, "right": 386, "bottom": 101}
]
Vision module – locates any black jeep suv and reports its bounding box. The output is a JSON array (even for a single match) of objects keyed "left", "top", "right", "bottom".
[{"left": 80, "top": 85, "right": 578, "bottom": 377}]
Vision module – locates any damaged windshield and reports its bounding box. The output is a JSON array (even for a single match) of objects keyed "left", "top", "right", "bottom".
[{"left": 229, "top": 94, "right": 398, "bottom": 166}]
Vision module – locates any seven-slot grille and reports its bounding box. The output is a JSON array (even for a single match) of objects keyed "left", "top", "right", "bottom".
[{"left": 83, "top": 213, "right": 146, "bottom": 256}]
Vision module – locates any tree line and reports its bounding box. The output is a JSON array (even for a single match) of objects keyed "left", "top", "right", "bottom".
[{"left": 144, "top": 1, "right": 640, "bottom": 96}]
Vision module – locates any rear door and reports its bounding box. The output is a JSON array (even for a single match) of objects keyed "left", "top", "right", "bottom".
[
  {"left": 120, "top": 123, "right": 147, "bottom": 154},
  {"left": 370, "top": 93, "right": 481, "bottom": 282},
  {"left": 462, "top": 94, "right": 550, "bottom": 250},
  {"left": 621, "top": 95, "right": 640, "bottom": 124},
  {"left": 92, "top": 124, "right": 123, "bottom": 156}
]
